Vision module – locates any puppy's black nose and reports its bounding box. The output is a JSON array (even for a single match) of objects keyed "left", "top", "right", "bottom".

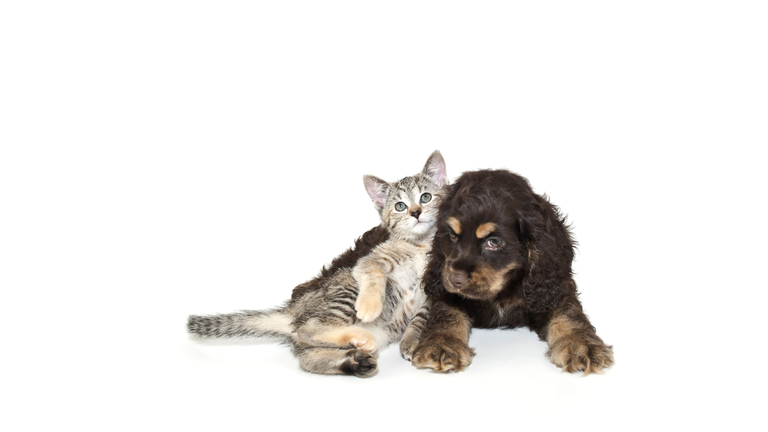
[
  {"left": 448, "top": 269, "right": 469, "bottom": 288},
  {"left": 411, "top": 209, "right": 422, "bottom": 219}
]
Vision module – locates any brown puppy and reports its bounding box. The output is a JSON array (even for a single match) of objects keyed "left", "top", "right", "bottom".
[{"left": 406, "top": 169, "right": 614, "bottom": 375}]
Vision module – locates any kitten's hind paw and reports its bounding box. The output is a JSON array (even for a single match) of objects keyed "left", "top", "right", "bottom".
[
  {"left": 344, "top": 350, "right": 378, "bottom": 378},
  {"left": 345, "top": 328, "right": 378, "bottom": 353}
]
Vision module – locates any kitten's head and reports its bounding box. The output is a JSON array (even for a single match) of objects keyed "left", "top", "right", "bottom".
[{"left": 363, "top": 151, "right": 448, "bottom": 242}]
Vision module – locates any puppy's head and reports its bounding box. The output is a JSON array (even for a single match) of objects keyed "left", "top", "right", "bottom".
[
  {"left": 429, "top": 170, "right": 530, "bottom": 301},
  {"left": 425, "top": 169, "right": 575, "bottom": 311}
]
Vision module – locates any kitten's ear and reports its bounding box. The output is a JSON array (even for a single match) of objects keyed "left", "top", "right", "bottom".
[
  {"left": 421, "top": 150, "right": 447, "bottom": 188},
  {"left": 363, "top": 175, "right": 390, "bottom": 211}
]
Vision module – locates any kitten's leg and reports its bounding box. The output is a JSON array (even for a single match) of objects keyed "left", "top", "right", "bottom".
[
  {"left": 352, "top": 255, "right": 391, "bottom": 322},
  {"left": 297, "top": 320, "right": 379, "bottom": 353},
  {"left": 399, "top": 299, "right": 432, "bottom": 361},
  {"left": 310, "top": 326, "right": 379, "bottom": 353},
  {"left": 296, "top": 348, "right": 378, "bottom": 378}
]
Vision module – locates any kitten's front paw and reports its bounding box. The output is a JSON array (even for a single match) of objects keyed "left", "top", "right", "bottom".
[
  {"left": 355, "top": 293, "right": 383, "bottom": 323},
  {"left": 411, "top": 334, "right": 475, "bottom": 373},
  {"left": 344, "top": 350, "right": 378, "bottom": 378},
  {"left": 399, "top": 333, "right": 420, "bottom": 362}
]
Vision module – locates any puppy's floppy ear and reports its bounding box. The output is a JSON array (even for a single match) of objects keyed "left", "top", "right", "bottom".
[
  {"left": 517, "top": 197, "right": 575, "bottom": 313},
  {"left": 422, "top": 248, "right": 447, "bottom": 297}
]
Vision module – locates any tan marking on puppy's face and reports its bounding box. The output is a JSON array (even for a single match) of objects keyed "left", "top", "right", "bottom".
[
  {"left": 446, "top": 217, "right": 462, "bottom": 235},
  {"left": 472, "top": 260, "right": 519, "bottom": 297},
  {"left": 442, "top": 260, "right": 519, "bottom": 300},
  {"left": 475, "top": 222, "right": 497, "bottom": 239}
]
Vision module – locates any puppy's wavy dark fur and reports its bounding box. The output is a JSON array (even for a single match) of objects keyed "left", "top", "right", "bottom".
[
  {"left": 409, "top": 169, "right": 613, "bottom": 375},
  {"left": 290, "top": 225, "right": 389, "bottom": 301}
]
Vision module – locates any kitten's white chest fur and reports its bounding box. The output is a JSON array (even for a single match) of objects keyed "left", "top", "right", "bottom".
[
  {"left": 385, "top": 239, "right": 429, "bottom": 289},
  {"left": 385, "top": 240, "right": 430, "bottom": 328},
  {"left": 389, "top": 240, "right": 428, "bottom": 286},
  {"left": 352, "top": 237, "right": 431, "bottom": 336}
]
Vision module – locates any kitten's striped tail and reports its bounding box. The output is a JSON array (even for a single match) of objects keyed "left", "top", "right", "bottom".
[{"left": 187, "top": 309, "right": 292, "bottom": 340}]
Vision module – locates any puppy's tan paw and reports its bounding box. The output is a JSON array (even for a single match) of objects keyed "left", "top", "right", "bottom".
[
  {"left": 411, "top": 335, "right": 475, "bottom": 373},
  {"left": 355, "top": 293, "right": 383, "bottom": 323},
  {"left": 548, "top": 333, "right": 614, "bottom": 375}
]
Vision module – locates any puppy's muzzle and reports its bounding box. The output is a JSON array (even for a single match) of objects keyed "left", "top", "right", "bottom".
[{"left": 448, "top": 268, "right": 469, "bottom": 289}]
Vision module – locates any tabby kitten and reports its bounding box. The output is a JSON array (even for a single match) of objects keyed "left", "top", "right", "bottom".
[{"left": 187, "top": 151, "right": 447, "bottom": 377}]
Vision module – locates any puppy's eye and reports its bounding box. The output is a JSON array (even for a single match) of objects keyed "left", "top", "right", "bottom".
[
  {"left": 448, "top": 230, "right": 458, "bottom": 242},
  {"left": 394, "top": 202, "right": 407, "bottom": 212},
  {"left": 420, "top": 193, "right": 432, "bottom": 204},
  {"left": 485, "top": 237, "right": 504, "bottom": 250}
]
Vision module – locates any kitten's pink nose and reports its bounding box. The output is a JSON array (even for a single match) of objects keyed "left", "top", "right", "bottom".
[
  {"left": 448, "top": 268, "right": 469, "bottom": 288},
  {"left": 411, "top": 209, "right": 422, "bottom": 219}
]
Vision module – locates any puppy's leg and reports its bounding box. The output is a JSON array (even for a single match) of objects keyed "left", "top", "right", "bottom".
[
  {"left": 409, "top": 300, "right": 475, "bottom": 373},
  {"left": 541, "top": 296, "right": 614, "bottom": 375}
]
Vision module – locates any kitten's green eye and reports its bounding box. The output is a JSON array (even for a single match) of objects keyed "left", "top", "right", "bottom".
[
  {"left": 394, "top": 202, "right": 407, "bottom": 212},
  {"left": 420, "top": 193, "right": 432, "bottom": 203}
]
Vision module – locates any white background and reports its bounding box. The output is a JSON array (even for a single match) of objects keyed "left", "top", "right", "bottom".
[{"left": 2, "top": 1, "right": 766, "bottom": 431}]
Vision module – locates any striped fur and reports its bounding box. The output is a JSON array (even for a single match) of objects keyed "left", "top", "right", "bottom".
[
  {"left": 188, "top": 151, "right": 447, "bottom": 378},
  {"left": 399, "top": 298, "right": 432, "bottom": 361},
  {"left": 187, "top": 309, "right": 291, "bottom": 339}
]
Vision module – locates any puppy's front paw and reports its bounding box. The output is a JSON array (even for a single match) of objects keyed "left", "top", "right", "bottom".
[
  {"left": 411, "top": 335, "right": 475, "bottom": 373},
  {"left": 355, "top": 292, "right": 383, "bottom": 323},
  {"left": 548, "top": 333, "right": 614, "bottom": 375}
]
